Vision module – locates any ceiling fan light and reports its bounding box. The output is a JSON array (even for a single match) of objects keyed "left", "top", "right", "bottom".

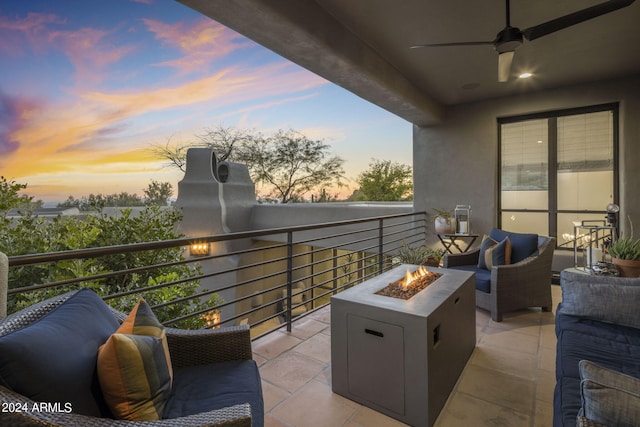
[
  {"left": 519, "top": 72, "right": 533, "bottom": 79},
  {"left": 498, "top": 51, "right": 515, "bottom": 82}
]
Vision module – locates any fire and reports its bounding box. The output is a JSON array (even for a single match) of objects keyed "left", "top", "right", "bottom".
[{"left": 401, "top": 265, "right": 431, "bottom": 290}]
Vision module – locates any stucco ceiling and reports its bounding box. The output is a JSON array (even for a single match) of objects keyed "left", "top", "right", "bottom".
[{"left": 179, "top": 0, "right": 640, "bottom": 125}]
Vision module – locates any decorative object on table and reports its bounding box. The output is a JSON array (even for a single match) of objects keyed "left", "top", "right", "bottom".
[
  {"left": 454, "top": 205, "right": 471, "bottom": 234},
  {"left": 397, "top": 241, "right": 444, "bottom": 267},
  {"left": 607, "top": 216, "right": 640, "bottom": 277},
  {"left": 431, "top": 208, "right": 455, "bottom": 234},
  {"left": 572, "top": 220, "right": 616, "bottom": 273}
]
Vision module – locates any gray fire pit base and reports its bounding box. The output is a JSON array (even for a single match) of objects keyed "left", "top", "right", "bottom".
[{"left": 331, "top": 265, "right": 476, "bottom": 427}]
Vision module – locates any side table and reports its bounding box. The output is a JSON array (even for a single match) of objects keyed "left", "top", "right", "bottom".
[{"left": 437, "top": 233, "right": 479, "bottom": 254}]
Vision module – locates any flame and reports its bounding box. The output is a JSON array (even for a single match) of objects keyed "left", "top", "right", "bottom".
[{"left": 401, "top": 265, "right": 430, "bottom": 290}]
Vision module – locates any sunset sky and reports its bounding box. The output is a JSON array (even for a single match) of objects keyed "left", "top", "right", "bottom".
[{"left": 0, "top": 0, "right": 412, "bottom": 204}]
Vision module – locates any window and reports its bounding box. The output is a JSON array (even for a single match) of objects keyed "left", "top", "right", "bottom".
[{"left": 499, "top": 104, "right": 618, "bottom": 249}]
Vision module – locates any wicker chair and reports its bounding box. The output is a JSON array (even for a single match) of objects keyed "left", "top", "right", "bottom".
[
  {"left": 0, "top": 291, "right": 256, "bottom": 427},
  {"left": 444, "top": 235, "right": 555, "bottom": 321}
]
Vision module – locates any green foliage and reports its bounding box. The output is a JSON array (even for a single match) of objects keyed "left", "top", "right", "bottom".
[
  {"left": 1, "top": 180, "right": 221, "bottom": 328},
  {"left": 396, "top": 241, "right": 443, "bottom": 265},
  {"left": 609, "top": 216, "right": 640, "bottom": 261},
  {"left": 608, "top": 236, "right": 640, "bottom": 260},
  {"left": 250, "top": 129, "right": 346, "bottom": 203},
  {"left": 353, "top": 159, "right": 413, "bottom": 201},
  {"left": 430, "top": 208, "right": 453, "bottom": 221},
  {"left": 0, "top": 176, "right": 32, "bottom": 212},
  {"left": 58, "top": 192, "right": 144, "bottom": 210},
  {"left": 144, "top": 180, "right": 174, "bottom": 206}
]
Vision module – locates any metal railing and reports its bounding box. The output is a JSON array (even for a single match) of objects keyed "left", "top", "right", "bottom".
[{"left": 2, "top": 211, "right": 428, "bottom": 339}]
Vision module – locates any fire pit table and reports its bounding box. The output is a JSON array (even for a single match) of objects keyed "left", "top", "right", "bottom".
[{"left": 331, "top": 265, "right": 475, "bottom": 427}]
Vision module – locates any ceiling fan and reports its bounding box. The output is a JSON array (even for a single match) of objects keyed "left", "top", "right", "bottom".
[{"left": 411, "top": 0, "right": 635, "bottom": 82}]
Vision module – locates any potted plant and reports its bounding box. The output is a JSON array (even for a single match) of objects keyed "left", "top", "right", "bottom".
[
  {"left": 431, "top": 208, "right": 455, "bottom": 234},
  {"left": 608, "top": 217, "right": 640, "bottom": 277},
  {"left": 397, "top": 241, "right": 444, "bottom": 267}
]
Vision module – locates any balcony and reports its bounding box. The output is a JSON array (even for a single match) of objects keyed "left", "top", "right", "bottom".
[{"left": 1, "top": 210, "right": 559, "bottom": 426}]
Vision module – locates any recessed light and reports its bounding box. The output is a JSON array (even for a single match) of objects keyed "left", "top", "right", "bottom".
[{"left": 518, "top": 72, "right": 533, "bottom": 79}]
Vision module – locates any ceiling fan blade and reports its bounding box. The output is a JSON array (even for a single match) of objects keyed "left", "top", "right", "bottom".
[
  {"left": 410, "top": 41, "right": 493, "bottom": 49},
  {"left": 498, "top": 51, "right": 515, "bottom": 82},
  {"left": 522, "top": 0, "right": 635, "bottom": 41}
]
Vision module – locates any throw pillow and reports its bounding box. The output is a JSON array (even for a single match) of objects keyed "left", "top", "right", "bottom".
[
  {"left": 477, "top": 235, "right": 498, "bottom": 269},
  {"left": 0, "top": 289, "right": 120, "bottom": 417},
  {"left": 559, "top": 270, "right": 640, "bottom": 329},
  {"left": 484, "top": 237, "right": 511, "bottom": 269},
  {"left": 97, "top": 298, "right": 173, "bottom": 421},
  {"left": 579, "top": 360, "right": 640, "bottom": 427}
]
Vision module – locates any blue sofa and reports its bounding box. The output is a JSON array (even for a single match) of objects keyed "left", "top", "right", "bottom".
[
  {"left": 444, "top": 228, "right": 555, "bottom": 321},
  {"left": 0, "top": 289, "right": 264, "bottom": 426},
  {"left": 554, "top": 270, "right": 640, "bottom": 427}
]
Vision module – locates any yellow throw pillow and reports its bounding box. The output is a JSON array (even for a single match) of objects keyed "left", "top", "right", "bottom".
[{"left": 97, "top": 298, "right": 173, "bottom": 421}]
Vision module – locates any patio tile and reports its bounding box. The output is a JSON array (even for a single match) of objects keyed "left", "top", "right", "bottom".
[
  {"left": 435, "top": 392, "right": 530, "bottom": 427},
  {"left": 258, "top": 303, "right": 558, "bottom": 427},
  {"left": 260, "top": 351, "right": 326, "bottom": 393},
  {"left": 264, "top": 413, "right": 291, "bottom": 427},
  {"left": 539, "top": 346, "right": 556, "bottom": 372},
  {"left": 293, "top": 332, "right": 331, "bottom": 363},
  {"left": 262, "top": 380, "right": 291, "bottom": 412},
  {"left": 534, "top": 399, "right": 554, "bottom": 427},
  {"left": 270, "top": 380, "right": 359, "bottom": 427},
  {"left": 306, "top": 306, "right": 331, "bottom": 324},
  {"left": 535, "top": 368, "right": 556, "bottom": 404},
  {"left": 345, "top": 406, "right": 409, "bottom": 427},
  {"left": 287, "top": 317, "right": 329, "bottom": 340},
  {"left": 470, "top": 343, "right": 538, "bottom": 381},
  {"left": 253, "top": 331, "right": 302, "bottom": 360},
  {"left": 456, "top": 364, "right": 535, "bottom": 414},
  {"left": 480, "top": 326, "right": 540, "bottom": 355}
]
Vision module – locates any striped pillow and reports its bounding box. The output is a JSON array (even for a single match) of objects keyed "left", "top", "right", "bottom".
[{"left": 97, "top": 299, "right": 173, "bottom": 421}]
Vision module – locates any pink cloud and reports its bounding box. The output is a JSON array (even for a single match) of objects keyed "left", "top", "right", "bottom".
[
  {"left": 141, "top": 18, "right": 253, "bottom": 74},
  {"left": 47, "top": 27, "right": 136, "bottom": 83},
  {"left": 0, "top": 12, "right": 65, "bottom": 55}
]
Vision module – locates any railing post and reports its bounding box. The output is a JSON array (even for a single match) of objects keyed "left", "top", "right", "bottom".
[
  {"left": 286, "top": 231, "right": 293, "bottom": 332},
  {"left": 0, "top": 252, "right": 8, "bottom": 318},
  {"left": 378, "top": 219, "right": 384, "bottom": 274}
]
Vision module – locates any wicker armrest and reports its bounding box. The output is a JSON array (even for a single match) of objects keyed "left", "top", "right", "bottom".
[
  {"left": 0, "top": 385, "right": 251, "bottom": 427},
  {"left": 166, "top": 325, "right": 252, "bottom": 368},
  {"left": 443, "top": 248, "right": 480, "bottom": 267}
]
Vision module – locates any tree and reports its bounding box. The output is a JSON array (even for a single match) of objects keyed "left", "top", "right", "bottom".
[
  {"left": 1, "top": 179, "right": 221, "bottom": 328},
  {"left": 144, "top": 180, "right": 173, "bottom": 206},
  {"left": 151, "top": 126, "right": 256, "bottom": 172},
  {"left": 249, "top": 129, "right": 345, "bottom": 203},
  {"left": 152, "top": 125, "right": 346, "bottom": 203},
  {"left": 353, "top": 159, "right": 413, "bottom": 201}
]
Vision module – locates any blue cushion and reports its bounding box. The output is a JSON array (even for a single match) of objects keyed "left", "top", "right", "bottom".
[
  {"left": 164, "top": 360, "right": 264, "bottom": 426},
  {"left": 554, "top": 312, "right": 640, "bottom": 426},
  {"left": 449, "top": 265, "right": 491, "bottom": 293},
  {"left": 0, "top": 289, "right": 120, "bottom": 417},
  {"left": 489, "top": 228, "right": 538, "bottom": 263}
]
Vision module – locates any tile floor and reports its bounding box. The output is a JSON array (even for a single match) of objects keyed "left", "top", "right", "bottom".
[{"left": 252, "top": 284, "right": 562, "bottom": 427}]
